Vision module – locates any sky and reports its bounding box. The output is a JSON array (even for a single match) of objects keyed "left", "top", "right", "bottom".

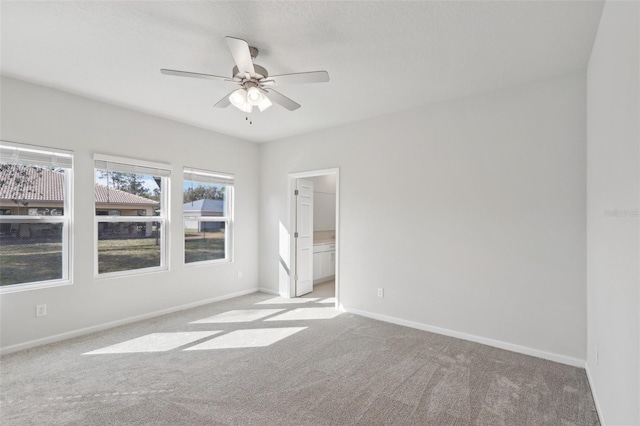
[{"left": 94, "top": 170, "right": 218, "bottom": 193}]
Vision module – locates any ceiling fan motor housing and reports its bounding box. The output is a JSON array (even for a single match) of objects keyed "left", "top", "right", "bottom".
[{"left": 232, "top": 64, "right": 268, "bottom": 80}]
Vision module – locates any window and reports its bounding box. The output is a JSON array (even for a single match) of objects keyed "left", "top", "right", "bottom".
[
  {"left": 94, "top": 155, "right": 170, "bottom": 277},
  {"left": 0, "top": 141, "right": 73, "bottom": 291},
  {"left": 183, "top": 168, "right": 233, "bottom": 264}
]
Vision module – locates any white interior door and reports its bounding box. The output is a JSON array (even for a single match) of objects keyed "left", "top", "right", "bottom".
[{"left": 295, "top": 178, "right": 314, "bottom": 296}]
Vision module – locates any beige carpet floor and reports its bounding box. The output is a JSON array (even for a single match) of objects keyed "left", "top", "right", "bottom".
[{"left": 1, "top": 284, "right": 598, "bottom": 425}]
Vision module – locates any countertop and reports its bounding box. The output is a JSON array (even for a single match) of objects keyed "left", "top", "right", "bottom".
[
  {"left": 314, "top": 238, "right": 335, "bottom": 245},
  {"left": 313, "top": 230, "right": 335, "bottom": 245}
]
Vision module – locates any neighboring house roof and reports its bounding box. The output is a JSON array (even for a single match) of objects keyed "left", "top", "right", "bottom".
[
  {"left": 0, "top": 164, "right": 64, "bottom": 201},
  {"left": 0, "top": 164, "right": 157, "bottom": 205},
  {"left": 183, "top": 199, "right": 224, "bottom": 214},
  {"left": 94, "top": 185, "right": 157, "bottom": 205}
]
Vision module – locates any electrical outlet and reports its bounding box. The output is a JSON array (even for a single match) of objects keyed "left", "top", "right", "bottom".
[
  {"left": 36, "top": 304, "right": 47, "bottom": 317},
  {"left": 237, "top": 270, "right": 243, "bottom": 279},
  {"left": 377, "top": 288, "right": 384, "bottom": 297}
]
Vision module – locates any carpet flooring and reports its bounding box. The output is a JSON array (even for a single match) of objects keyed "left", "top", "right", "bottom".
[{"left": 1, "top": 282, "right": 599, "bottom": 425}]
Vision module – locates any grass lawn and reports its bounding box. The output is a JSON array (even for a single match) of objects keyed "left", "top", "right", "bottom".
[
  {"left": 184, "top": 230, "right": 225, "bottom": 263},
  {"left": 0, "top": 241, "right": 62, "bottom": 286},
  {"left": 98, "top": 237, "right": 161, "bottom": 274},
  {"left": 1, "top": 231, "right": 225, "bottom": 285}
]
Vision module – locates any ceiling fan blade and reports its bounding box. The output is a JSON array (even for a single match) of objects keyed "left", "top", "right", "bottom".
[
  {"left": 264, "top": 89, "right": 301, "bottom": 111},
  {"left": 225, "top": 36, "right": 255, "bottom": 76},
  {"left": 161, "top": 68, "right": 230, "bottom": 82},
  {"left": 268, "top": 71, "right": 330, "bottom": 86},
  {"left": 213, "top": 91, "right": 235, "bottom": 108}
]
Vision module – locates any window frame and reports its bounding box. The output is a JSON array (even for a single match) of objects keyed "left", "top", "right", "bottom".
[
  {"left": 93, "top": 154, "right": 171, "bottom": 279},
  {"left": 0, "top": 141, "right": 74, "bottom": 293},
  {"left": 183, "top": 167, "right": 234, "bottom": 266}
]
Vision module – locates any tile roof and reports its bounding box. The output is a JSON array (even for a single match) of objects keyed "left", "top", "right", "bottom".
[
  {"left": 0, "top": 164, "right": 157, "bottom": 205},
  {"left": 0, "top": 164, "right": 63, "bottom": 201},
  {"left": 94, "top": 184, "right": 158, "bottom": 205}
]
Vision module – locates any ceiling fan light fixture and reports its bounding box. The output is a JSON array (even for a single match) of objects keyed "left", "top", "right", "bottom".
[
  {"left": 229, "top": 88, "right": 246, "bottom": 106},
  {"left": 246, "top": 86, "right": 262, "bottom": 105},
  {"left": 229, "top": 88, "right": 253, "bottom": 113},
  {"left": 257, "top": 94, "right": 273, "bottom": 112}
]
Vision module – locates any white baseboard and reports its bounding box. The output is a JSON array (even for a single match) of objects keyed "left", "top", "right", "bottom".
[
  {"left": 343, "top": 306, "right": 586, "bottom": 368},
  {"left": 585, "top": 362, "right": 605, "bottom": 425},
  {"left": 257, "top": 287, "right": 280, "bottom": 295},
  {"left": 0, "top": 287, "right": 260, "bottom": 356}
]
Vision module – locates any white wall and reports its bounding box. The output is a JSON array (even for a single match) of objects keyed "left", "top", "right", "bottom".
[
  {"left": 0, "top": 77, "right": 260, "bottom": 352},
  {"left": 586, "top": 1, "right": 640, "bottom": 424},
  {"left": 309, "top": 175, "right": 336, "bottom": 232},
  {"left": 260, "top": 72, "right": 587, "bottom": 362}
]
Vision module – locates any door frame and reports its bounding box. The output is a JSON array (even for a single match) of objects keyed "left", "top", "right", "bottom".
[{"left": 288, "top": 168, "right": 340, "bottom": 308}]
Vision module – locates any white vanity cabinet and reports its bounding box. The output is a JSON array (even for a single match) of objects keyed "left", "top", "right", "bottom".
[{"left": 313, "top": 242, "right": 335, "bottom": 283}]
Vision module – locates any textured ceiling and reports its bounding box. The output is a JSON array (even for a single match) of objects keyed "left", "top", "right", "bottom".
[{"left": 1, "top": 1, "right": 604, "bottom": 143}]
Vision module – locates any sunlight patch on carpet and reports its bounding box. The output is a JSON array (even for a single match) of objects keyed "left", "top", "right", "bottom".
[
  {"left": 83, "top": 332, "right": 221, "bottom": 354},
  {"left": 264, "top": 307, "right": 342, "bottom": 321},
  {"left": 184, "top": 327, "right": 307, "bottom": 350},
  {"left": 190, "top": 309, "right": 284, "bottom": 323},
  {"left": 256, "top": 296, "right": 318, "bottom": 305},
  {"left": 256, "top": 297, "right": 319, "bottom": 305}
]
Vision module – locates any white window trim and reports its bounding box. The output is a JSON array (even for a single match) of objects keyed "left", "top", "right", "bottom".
[
  {"left": 0, "top": 142, "right": 74, "bottom": 293},
  {"left": 94, "top": 153, "right": 172, "bottom": 177},
  {"left": 93, "top": 154, "right": 171, "bottom": 279},
  {"left": 183, "top": 168, "right": 234, "bottom": 266}
]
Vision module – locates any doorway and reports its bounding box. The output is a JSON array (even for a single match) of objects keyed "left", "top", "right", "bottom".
[{"left": 288, "top": 169, "right": 339, "bottom": 308}]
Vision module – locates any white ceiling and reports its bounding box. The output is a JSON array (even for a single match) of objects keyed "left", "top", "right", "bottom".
[{"left": 1, "top": 1, "right": 604, "bottom": 143}]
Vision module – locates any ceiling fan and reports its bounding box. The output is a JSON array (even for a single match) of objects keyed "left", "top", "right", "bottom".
[{"left": 161, "top": 36, "right": 329, "bottom": 113}]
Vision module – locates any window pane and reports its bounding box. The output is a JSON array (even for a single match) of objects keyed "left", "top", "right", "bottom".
[
  {"left": 183, "top": 178, "right": 228, "bottom": 264},
  {"left": 1, "top": 160, "right": 69, "bottom": 288},
  {"left": 0, "top": 163, "right": 65, "bottom": 215},
  {"left": 98, "top": 221, "right": 161, "bottom": 274},
  {"left": 184, "top": 221, "right": 226, "bottom": 263},
  {"left": 95, "top": 169, "right": 160, "bottom": 216},
  {"left": 183, "top": 181, "right": 227, "bottom": 217},
  {"left": 0, "top": 222, "right": 63, "bottom": 286}
]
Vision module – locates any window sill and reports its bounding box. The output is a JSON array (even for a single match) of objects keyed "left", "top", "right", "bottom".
[
  {"left": 0, "top": 279, "right": 72, "bottom": 294},
  {"left": 184, "top": 258, "right": 232, "bottom": 268},
  {"left": 94, "top": 266, "right": 168, "bottom": 281}
]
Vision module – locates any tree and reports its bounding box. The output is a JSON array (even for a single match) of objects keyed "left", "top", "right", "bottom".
[
  {"left": 150, "top": 187, "right": 160, "bottom": 202},
  {"left": 0, "top": 164, "right": 45, "bottom": 211},
  {"left": 183, "top": 185, "right": 224, "bottom": 203},
  {"left": 99, "top": 171, "right": 153, "bottom": 198}
]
